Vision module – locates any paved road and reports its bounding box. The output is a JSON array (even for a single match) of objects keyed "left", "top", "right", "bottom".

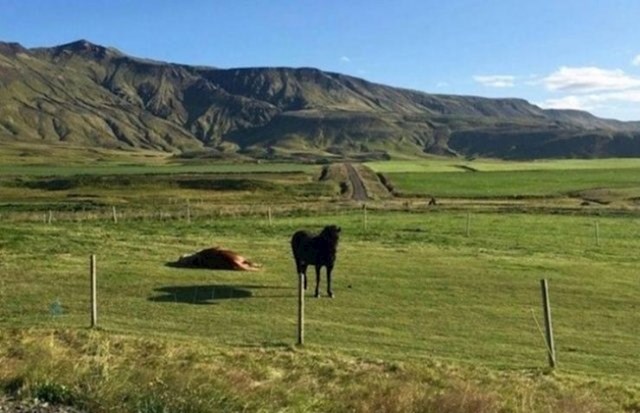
[{"left": 344, "top": 163, "right": 368, "bottom": 201}]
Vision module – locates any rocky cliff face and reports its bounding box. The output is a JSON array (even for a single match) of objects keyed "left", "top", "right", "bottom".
[{"left": 1, "top": 39, "right": 639, "bottom": 159}]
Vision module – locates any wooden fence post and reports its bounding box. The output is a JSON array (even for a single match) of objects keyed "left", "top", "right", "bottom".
[
  {"left": 48, "top": 210, "right": 53, "bottom": 224},
  {"left": 90, "top": 255, "right": 97, "bottom": 328},
  {"left": 465, "top": 212, "right": 471, "bottom": 237},
  {"left": 595, "top": 221, "right": 600, "bottom": 246},
  {"left": 268, "top": 207, "right": 272, "bottom": 226},
  {"left": 297, "top": 272, "right": 304, "bottom": 345},
  {"left": 363, "top": 203, "right": 368, "bottom": 231},
  {"left": 540, "top": 279, "right": 557, "bottom": 368},
  {"left": 186, "top": 200, "right": 191, "bottom": 223},
  {"left": 112, "top": 206, "right": 118, "bottom": 223}
]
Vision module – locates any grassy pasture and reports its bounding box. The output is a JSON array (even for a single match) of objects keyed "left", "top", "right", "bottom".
[
  {"left": 0, "top": 161, "right": 317, "bottom": 177},
  {"left": 383, "top": 168, "right": 640, "bottom": 198},
  {"left": 1, "top": 211, "right": 639, "bottom": 379},
  {"left": 0, "top": 169, "right": 335, "bottom": 220},
  {"left": 367, "top": 159, "right": 640, "bottom": 204},
  {"left": 367, "top": 157, "right": 640, "bottom": 173},
  {"left": 2, "top": 153, "right": 640, "bottom": 411},
  {"left": 0, "top": 141, "right": 318, "bottom": 177},
  {"left": 0, "top": 142, "right": 169, "bottom": 166}
]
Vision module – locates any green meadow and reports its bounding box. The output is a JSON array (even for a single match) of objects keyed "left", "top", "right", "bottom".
[
  {"left": 0, "top": 162, "right": 316, "bottom": 178},
  {"left": 2, "top": 212, "right": 639, "bottom": 375},
  {"left": 380, "top": 168, "right": 640, "bottom": 198},
  {"left": 368, "top": 158, "right": 640, "bottom": 205},
  {"left": 1, "top": 153, "right": 639, "bottom": 412},
  {"left": 367, "top": 157, "right": 640, "bottom": 173}
]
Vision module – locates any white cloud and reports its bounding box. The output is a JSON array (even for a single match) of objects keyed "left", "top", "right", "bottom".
[
  {"left": 542, "top": 66, "right": 640, "bottom": 93},
  {"left": 340, "top": 56, "right": 351, "bottom": 63},
  {"left": 540, "top": 95, "right": 594, "bottom": 111},
  {"left": 473, "top": 75, "right": 515, "bottom": 88},
  {"left": 436, "top": 81, "right": 449, "bottom": 88},
  {"left": 633, "top": 55, "right": 640, "bottom": 66},
  {"left": 540, "top": 89, "right": 640, "bottom": 112},
  {"left": 534, "top": 65, "right": 640, "bottom": 120}
]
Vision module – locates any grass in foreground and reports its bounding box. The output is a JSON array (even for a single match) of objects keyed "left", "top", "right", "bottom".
[{"left": 2, "top": 329, "right": 636, "bottom": 412}]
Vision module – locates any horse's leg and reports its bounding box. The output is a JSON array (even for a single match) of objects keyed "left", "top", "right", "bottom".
[
  {"left": 327, "top": 265, "right": 334, "bottom": 298},
  {"left": 314, "top": 265, "right": 321, "bottom": 298}
]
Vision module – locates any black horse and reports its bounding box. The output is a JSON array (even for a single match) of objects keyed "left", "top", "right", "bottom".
[{"left": 291, "top": 225, "right": 341, "bottom": 298}]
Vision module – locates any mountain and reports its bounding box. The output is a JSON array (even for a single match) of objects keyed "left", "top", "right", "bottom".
[{"left": 2, "top": 39, "right": 640, "bottom": 159}]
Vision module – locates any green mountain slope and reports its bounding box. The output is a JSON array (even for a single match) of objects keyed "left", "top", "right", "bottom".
[{"left": 1, "top": 39, "right": 639, "bottom": 159}]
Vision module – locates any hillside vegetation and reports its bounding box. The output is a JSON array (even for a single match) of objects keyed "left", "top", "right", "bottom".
[{"left": 2, "top": 39, "right": 640, "bottom": 159}]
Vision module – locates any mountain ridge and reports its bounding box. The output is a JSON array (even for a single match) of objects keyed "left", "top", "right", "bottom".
[{"left": 1, "top": 39, "right": 639, "bottom": 159}]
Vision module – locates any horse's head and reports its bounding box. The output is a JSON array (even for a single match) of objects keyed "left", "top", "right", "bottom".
[
  {"left": 320, "top": 225, "right": 341, "bottom": 244},
  {"left": 176, "top": 252, "right": 198, "bottom": 267}
]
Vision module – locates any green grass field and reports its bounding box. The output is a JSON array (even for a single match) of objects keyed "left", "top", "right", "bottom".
[
  {"left": 367, "top": 157, "right": 640, "bottom": 173},
  {"left": 0, "top": 161, "right": 316, "bottom": 177},
  {"left": 367, "top": 159, "right": 640, "bottom": 205},
  {"left": 1, "top": 153, "right": 640, "bottom": 412},
  {"left": 383, "top": 168, "right": 640, "bottom": 198},
  {"left": 2, "top": 211, "right": 638, "bottom": 376},
  {"left": 2, "top": 211, "right": 640, "bottom": 411}
]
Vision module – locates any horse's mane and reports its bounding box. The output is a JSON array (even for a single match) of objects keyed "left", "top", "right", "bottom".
[{"left": 319, "top": 225, "right": 341, "bottom": 245}]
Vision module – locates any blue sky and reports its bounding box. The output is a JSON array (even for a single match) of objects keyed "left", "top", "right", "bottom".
[{"left": 2, "top": 0, "right": 640, "bottom": 120}]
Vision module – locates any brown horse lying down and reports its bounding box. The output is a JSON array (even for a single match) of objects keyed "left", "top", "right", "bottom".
[{"left": 176, "top": 247, "right": 261, "bottom": 271}]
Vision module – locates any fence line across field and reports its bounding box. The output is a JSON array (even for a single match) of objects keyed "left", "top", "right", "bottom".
[
  {"left": 0, "top": 203, "right": 383, "bottom": 224},
  {"left": 0, "top": 204, "right": 624, "bottom": 253},
  {"left": 76, "top": 251, "right": 562, "bottom": 366}
]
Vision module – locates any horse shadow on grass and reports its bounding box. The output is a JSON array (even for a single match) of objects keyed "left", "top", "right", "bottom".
[{"left": 148, "top": 285, "right": 292, "bottom": 305}]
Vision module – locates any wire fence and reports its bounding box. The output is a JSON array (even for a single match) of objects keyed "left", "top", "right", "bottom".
[{"left": 1, "top": 207, "right": 639, "bottom": 376}]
